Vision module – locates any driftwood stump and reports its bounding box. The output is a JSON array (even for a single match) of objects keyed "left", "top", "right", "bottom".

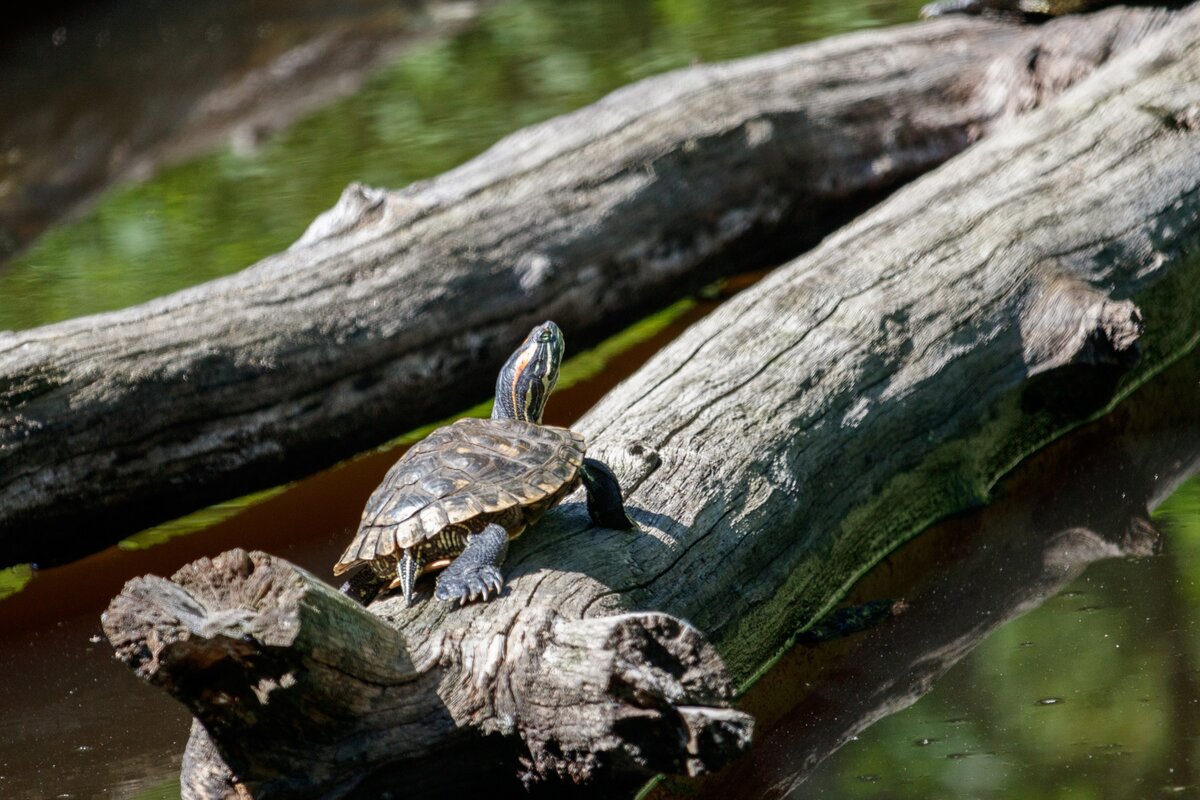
[
  {"left": 103, "top": 550, "right": 750, "bottom": 798},
  {"left": 104, "top": 7, "right": 1200, "bottom": 797},
  {"left": 1, "top": 6, "right": 1180, "bottom": 566}
]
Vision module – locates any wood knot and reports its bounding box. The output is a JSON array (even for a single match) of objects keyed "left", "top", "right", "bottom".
[
  {"left": 1019, "top": 275, "right": 1142, "bottom": 415},
  {"left": 1020, "top": 276, "right": 1142, "bottom": 377},
  {"left": 292, "top": 182, "right": 388, "bottom": 248},
  {"left": 1141, "top": 103, "right": 1200, "bottom": 134},
  {"left": 626, "top": 441, "right": 662, "bottom": 469}
]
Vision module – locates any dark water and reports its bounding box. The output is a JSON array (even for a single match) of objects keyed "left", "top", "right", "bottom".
[
  {"left": 0, "top": 0, "right": 487, "bottom": 269},
  {"left": 807, "top": 554, "right": 1200, "bottom": 800},
  {"left": 3, "top": 1, "right": 1200, "bottom": 799}
]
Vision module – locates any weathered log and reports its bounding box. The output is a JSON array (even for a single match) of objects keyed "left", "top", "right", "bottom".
[
  {"left": 1, "top": 6, "right": 1180, "bottom": 567},
  {"left": 103, "top": 549, "right": 751, "bottom": 798},
  {"left": 570, "top": 9, "right": 1200, "bottom": 691},
  {"left": 920, "top": 0, "right": 1172, "bottom": 19},
  {"left": 103, "top": 7, "right": 1200, "bottom": 798},
  {"left": 678, "top": 346, "right": 1200, "bottom": 800}
]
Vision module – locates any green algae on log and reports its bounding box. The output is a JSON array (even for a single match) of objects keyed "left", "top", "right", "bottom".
[
  {"left": 0, "top": 6, "right": 1180, "bottom": 568},
  {"left": 669, "top": 339, "right": 1200, "bottom": 800},
  {"left": 103, "top": 8, "right": 1200, "bottom": 797}
]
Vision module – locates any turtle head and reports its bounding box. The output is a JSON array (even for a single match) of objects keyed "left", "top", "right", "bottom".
[{"left": 492, "top": 321, "right": 565, "bottom": 423}]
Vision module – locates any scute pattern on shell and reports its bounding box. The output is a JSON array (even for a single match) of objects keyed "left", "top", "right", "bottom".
[{"left": 333, "top": 417, "right": 586, "bottom": 574}]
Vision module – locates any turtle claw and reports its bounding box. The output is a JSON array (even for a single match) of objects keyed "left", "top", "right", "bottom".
[{"left": 435, "top": 565, "right": 504, "bottom": 605}]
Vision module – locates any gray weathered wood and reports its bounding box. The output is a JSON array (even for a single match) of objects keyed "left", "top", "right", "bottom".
[
  {"left": 102, "top": 549, "right": 751, "bottom": 798},
  {"left": 571, "top": 6, "right": 1200, "bottom": 687},
  {"left": 1, "top": 6, "right": 1178, "bottom": 567},
  {"left": 103, "top": 8, "right": 1200, "bottom": 798}
]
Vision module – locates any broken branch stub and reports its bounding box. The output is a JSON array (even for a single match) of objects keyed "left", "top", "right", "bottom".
[
  {"left": 101, "top": 550, "right": 750, "bottom": 798},
  {"left": 1019, "top": 275, "right": 1147, "bottom": 415}
]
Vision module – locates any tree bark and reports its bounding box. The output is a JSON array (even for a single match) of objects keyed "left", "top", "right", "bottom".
[
  {"left": 102, "top": 7, "right": 1200, "bottom": 798},
  {"left": 0, "top": 6, "right": 1179, "bottom": 567}
]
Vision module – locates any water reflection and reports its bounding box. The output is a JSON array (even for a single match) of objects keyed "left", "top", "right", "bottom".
[
  {"left": 654, "top": 346, "right": 1200, "bottom": 800},
  {"left": 0, "top": 612, "right": 188, "bottom": 799},
  {"left": 0, "top": 0, "right": 474, "bottom": 268},
  {"left": 0, "top": 0, "right": 925, "bottom": 331},
  {"left": 801, "top": 551, "right": 1200, "bottom": 799}
]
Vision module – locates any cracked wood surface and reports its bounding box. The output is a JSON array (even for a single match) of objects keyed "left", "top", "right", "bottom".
[
  {"left": 562, "top": 8, "right": 1200, "bottom": 686},
  {"left": 103, "top": 8, "right": 1200, "bottom": 798},
  {"left": 0, "top": 6, "right": 1179, "bottom": 567},
  {"left": 103, "top": 550, "right": 752, "bottom": 799}
]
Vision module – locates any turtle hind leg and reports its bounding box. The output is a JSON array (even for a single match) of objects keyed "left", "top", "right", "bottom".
[
  {"left": 340, "top": 567, "right": 384, "bottom": 606},
  {"left": 581, "top": 457, "right": 636, "bottom": 530},
  {"left": 341, "top": 551, "right": 417, "bottom": 606},
  {"left": 434, "top": 523, "right": 508, "bottom": 605}
]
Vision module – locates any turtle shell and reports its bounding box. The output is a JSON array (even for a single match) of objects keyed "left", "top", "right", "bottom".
[{"left": 333, "top": 417, "right": 586, "bottom": 575}]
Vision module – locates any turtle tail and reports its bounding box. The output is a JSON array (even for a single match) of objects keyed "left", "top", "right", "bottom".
[{"left": 386, "top": 549, "right": 420, "bottom": 606}]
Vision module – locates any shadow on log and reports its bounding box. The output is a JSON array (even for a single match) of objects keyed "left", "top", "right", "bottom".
[{"left": 1, "top": 5, "right": 1183, "bottom": 567}]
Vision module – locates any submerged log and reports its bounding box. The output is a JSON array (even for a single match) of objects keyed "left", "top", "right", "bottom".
[
  {"left": 103, "top": 8, "right": 1200, "bottom": 798},
  {"left": 0, "top": 6, "right": 1181, "bottom": 567}
]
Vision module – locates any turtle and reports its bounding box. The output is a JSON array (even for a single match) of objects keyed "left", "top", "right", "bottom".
[{"left": 333, "top": 320, "right": 636, "bottom": 605}]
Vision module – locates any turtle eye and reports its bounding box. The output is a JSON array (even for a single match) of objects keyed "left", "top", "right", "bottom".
[{"left": 538, "top": 329, "right": 553, "bottom": 342}]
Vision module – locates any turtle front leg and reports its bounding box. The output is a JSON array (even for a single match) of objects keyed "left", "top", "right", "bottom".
[
  {"left": 434, "top": 523, "right": 508, "bottom": 604},
  {"left": 581, "top": 458, "right": 637, "bottom": 530}
]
